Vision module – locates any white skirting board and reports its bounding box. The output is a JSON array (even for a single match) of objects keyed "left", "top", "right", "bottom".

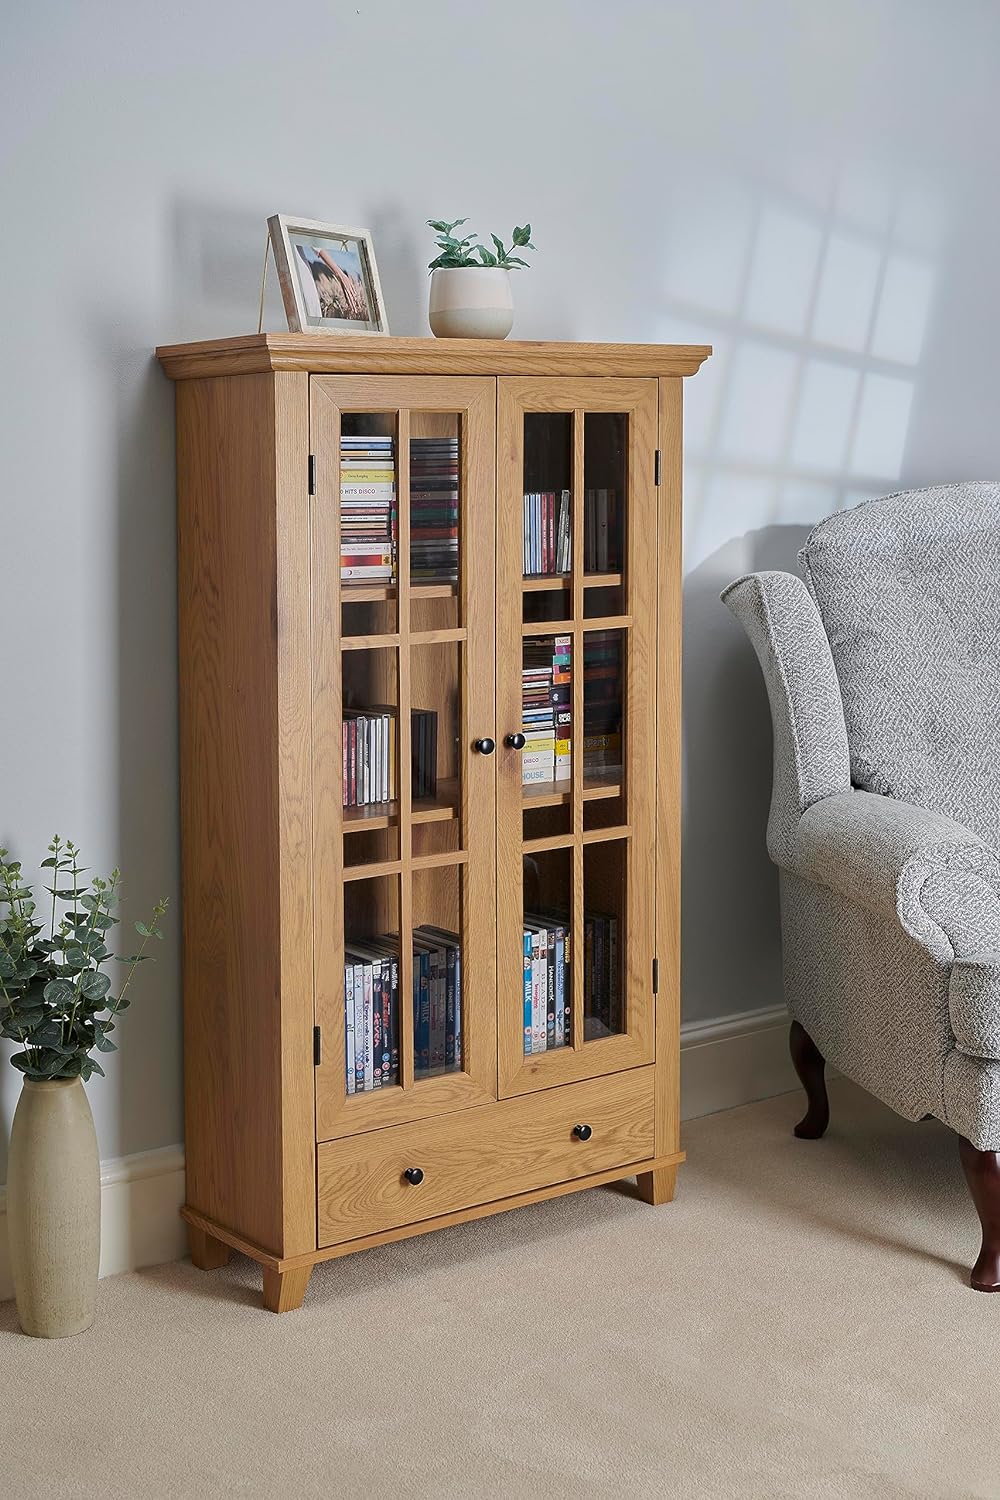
[{"left": 0, "top": 1006, "right": 798, "bottom": 1300}]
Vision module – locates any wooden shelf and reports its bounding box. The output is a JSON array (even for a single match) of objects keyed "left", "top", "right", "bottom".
[
  {"left": 521, "top": 769, "right": 623, "bottom": 809},
  {"left": 341, "top": 581, "right": 458, "bottom": 604},
  {"left": 522, "top": 573, "right": 622, "bottom": 592},
  {"left": 343, "top": 777, "right": 459, "bottom": 833}
]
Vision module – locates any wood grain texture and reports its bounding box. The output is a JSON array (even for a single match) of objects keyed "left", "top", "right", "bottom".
[
  {"left": 497, "top": 378, "right": 659, "bottom": 1098},
  {"left": 263, "top": 1264, "right": 313, "bottom": 1313},
  {"left": 635, "top": 1165, "right": 678, "bottom": 1205},
  {"left": 318, "top": 1068, "right": 655, "bottom": 1245},
  {"left": 176, "top": 371, "right": 314, "bottom": 1259},
  {"left": 188, "top": 1223, "right": 231, "bottom": 1270},
  {"left": 182, "top": 1148, "right": 685, "bottom": 1277},
  {"left": 157, "top": 334, "right": 712, "bottom": 382},
  {"left": 310, "top": 376, "right": 499, "bottom": 1142},
  {"left": 655, "top": 378, "right": 684, "bottom": 1163}
]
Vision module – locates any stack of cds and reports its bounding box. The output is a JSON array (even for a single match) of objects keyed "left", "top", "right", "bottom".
[
  {"left": 340, "top": 433, "right": 396, "bottom": 583},
  {"left": 410, "top": 436, "right": 459, "bottom": 581}
]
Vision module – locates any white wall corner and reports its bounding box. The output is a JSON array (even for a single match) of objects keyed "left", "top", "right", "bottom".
[{"left": 0, "top": 1007, "right": 799, "bottom": 1301}]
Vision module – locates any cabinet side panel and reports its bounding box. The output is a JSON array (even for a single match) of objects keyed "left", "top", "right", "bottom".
[
  {"left": 656, "top": 378, "right": 683, "bottom": 1159},
  {"left": 177, "top": 373, "right": 285, "bottom": 1253},
  {"left": 273, "top": 372, "right": 316, "bottom": 1255}
]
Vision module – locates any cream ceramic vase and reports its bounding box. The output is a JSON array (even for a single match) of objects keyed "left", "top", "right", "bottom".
[
  {"left": 7, "top": 1078, "right": 100, "bottom": 1338},
  {"left": 428, "top": 266, "right": 514, "bottom": 339}
]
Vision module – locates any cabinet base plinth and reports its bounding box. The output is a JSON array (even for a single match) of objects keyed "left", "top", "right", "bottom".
[{"left": 182, "top": 1149, "right": 684, "bottom": 1310}]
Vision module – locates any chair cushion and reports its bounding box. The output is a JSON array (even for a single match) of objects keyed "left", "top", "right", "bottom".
[{"left": 800, "top": 483, "right": 1000, "bottom": 851}]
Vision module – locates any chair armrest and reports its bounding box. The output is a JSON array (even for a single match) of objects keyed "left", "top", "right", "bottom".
[
  {"left": 794, "top": 789, "right": 1000, "bottom": 962},
  {"left": 722, "top": 571, "right": 851, "bottom": 866}
]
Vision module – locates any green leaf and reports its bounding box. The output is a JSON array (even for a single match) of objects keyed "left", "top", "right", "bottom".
[
  {"left": 503, "top": 257, "right": 530, "bottom": 269},
  {"left": 476, "top": 247, "right": 498, "bottom": 266},
  {"left": 43, "top": 978, "right": 75, "bottom": 1005},
  {"left": 135, "top": 921, "right": 150, "bottom": 937},
  {"left": 513, "top": 223, "right": 532, "bottom": 245},
  {"left": 95, "top": 1033, "right": 117, "bottom": 1052},
  {"left": 81, "top": 971, "right": 111, "bottom": 1000}
]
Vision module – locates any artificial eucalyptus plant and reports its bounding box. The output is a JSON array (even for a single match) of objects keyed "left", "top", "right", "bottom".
[
  {"left": 0, "top": 836, "right": 168, "bottom": 1082},
  {"left": 427, "top": 218, "right": 536, "bottom": 270}
]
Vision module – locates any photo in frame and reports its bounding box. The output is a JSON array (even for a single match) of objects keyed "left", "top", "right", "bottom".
[{"left": 267, "top": 215, "right": 389, "bottom": 334}]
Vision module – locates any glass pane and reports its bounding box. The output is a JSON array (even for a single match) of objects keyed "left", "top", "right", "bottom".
[
  {"left": 521, "top": 633, "right": 572, "bottom": 838},
  {"left": 343, "top": 877, "right": 401, "bottom": 1095},
  {"left": 412, "top": 863, "right": 464, "bottom": 1080},
  {"left": 583, "top": 628, "right": 625, "bottom": 828},
  {"left": 340, "top": 414, "right": 398, "bottom": 633},
  {"left": 583, "top": 413, "right": 626, "bottom": 579},
  {"left": 342, "top": 645, "right": 400, "bottom": 866},
  {"left": 584, "top": 841, "right": 626, "bottom": 1040},
  {"left": 409, "top": 414, "right": 460, "bottom": 590},
  {"left": 409, "top": 643, "right": 462, "bottom": 834},
  {"left": 522, "top": 414, "right": 572, "bottom": 581},
  {"left": 522, "top": 847, "right": 573, "bottom": 1054}
]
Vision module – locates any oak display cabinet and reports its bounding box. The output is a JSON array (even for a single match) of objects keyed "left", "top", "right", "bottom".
[{"left": 156, "top": 333, "right": 710, "bottom": 1312}]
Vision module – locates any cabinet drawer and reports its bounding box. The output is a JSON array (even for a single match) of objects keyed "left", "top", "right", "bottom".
[{"left": 317, "top": 1067, "right": 654, "bottom": 1246}]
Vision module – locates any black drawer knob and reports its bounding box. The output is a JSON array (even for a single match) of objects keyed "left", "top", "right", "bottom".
[
  {"left": 403, "top": 1166, "right": 424, "bottom": 1185},
  {"left": 505, "top": 732, "right": 526, "bottom": 750},
  {"left": 572, "top": 1123, "right": 593, "bottom": 1141},
  {"left": 473, "top": 737, "right": 496, "bottom": 755}
]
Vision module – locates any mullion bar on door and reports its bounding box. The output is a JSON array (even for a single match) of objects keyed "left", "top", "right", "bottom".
[
  {"left": 571, "top": 408, "right": 585, "bottom": 1051},
  {"left": 395, "top": 409, "right": 415, "bottom": 1090}
]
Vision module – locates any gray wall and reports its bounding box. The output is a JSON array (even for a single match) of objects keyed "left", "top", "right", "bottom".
[{"left": 3, "top": 0, "right": 1000, "bottom": 1169}]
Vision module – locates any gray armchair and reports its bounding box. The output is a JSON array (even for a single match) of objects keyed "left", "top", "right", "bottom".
[{"left": 723, "top": 482, "right": 1000, "bottom": 1291}]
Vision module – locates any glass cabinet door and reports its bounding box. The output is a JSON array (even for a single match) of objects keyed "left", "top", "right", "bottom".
[
  {"left": 497, "top": 380, "right": 658, "bottom": 1096},
  {"left": 311, "top": 376, "right": 498, "bottom": 1140}
]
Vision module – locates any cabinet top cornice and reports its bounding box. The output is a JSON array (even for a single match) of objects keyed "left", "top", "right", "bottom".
[{"left": 155, "top": 333, "right": 712, "bottom": 382}]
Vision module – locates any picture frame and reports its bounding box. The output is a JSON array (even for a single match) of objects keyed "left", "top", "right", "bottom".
[{"left": 267, "top": 214, "right": 389, "bottom": 335}]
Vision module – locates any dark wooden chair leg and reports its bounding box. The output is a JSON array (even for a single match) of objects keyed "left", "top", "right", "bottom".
[
  {"left": 958, "top": 1136, "right": 1000, "bottom": 1292},
  {"left": 789, "top": 1020, "right": 829, "bottom": 1140}
]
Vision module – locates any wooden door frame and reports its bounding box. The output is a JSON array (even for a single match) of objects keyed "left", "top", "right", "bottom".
[
  {"left": 496, "top": 377, "right": 659, "bottom": 1098},
  {"left": 311, "top": 375, "right": 498, "bottom": 1141}
]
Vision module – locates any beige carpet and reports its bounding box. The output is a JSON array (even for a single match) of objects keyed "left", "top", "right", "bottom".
[{"left": 4, "top": 1079, "right": 999, "bottom": 1500}]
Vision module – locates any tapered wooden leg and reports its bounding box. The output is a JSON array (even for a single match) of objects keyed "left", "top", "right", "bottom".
[
  {"left": 189, "top": 1224, "right": 231, "bottom": 1270},
  {"left": 789, "top": 1020, "right": 830, "bottom": 1140},
  {"left": 959, "top": 1136, "right": 1000, "bottom": 1292},
  {"left": 635, "top": 1165, "right": 678, "bottom": 1205},
  {"left": 262, "top": 1264, "right": 312, "bottom": 1313}
]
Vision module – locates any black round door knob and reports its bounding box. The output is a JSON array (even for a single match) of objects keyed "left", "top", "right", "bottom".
[
  {"left": 473, "top": 737, "right": 496, "bottom": 755},
  {"left": 505, "top": 733, "right": 526, "bottom": 750},
  {"left": 572, "top": 1123, "right": 593, "bottom": 1141},
  {"left": 403, "top": 1167, "right": 424, "bottom": 1185}
]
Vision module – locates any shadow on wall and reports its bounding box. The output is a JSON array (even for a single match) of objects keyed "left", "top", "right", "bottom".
[{"left": 658, "top": 160, "right": 943, "bottom": 1025}]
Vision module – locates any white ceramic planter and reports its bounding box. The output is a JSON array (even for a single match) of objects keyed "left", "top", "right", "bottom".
[
  {"left": 428, "top": 267, "right": 514, "bottom": 339},
  {"left": 7, "top": 1077, "right": 101, "bottom": 1338}
]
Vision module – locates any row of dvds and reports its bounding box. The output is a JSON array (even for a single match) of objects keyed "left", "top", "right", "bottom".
[
  {"left": 523, "top": 490, "right": 571, "bottom": 577},
  {"left": 520, "top": 488, "right": 622, "bottom": 578},
  {"left": 522, "top": 910, "right": 622, "bottom": 1054},
  {"left": 342, "top": 708, "right": 438, "bottom": 808},
  {"left": 344, "top": 926, "right": 462, "bottom": 1093}
]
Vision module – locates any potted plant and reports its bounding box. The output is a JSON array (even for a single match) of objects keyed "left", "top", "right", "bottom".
[
  {"left": 0, "top": 837, "right": 167, "bottom": 1338},
  {"left": 427, "top": 218, "right": 536, "bottom": 339}
]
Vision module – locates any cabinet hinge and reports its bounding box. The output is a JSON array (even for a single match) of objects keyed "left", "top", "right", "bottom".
[
  {"left": 313, "top": 1025, "right": 322, "bottom": 1066},
  {"left": 652, "top": 957, "right": 659, "bottom": 994},
  {"left": 654, "top": 449, "right": 662, "bottom": 487},
  {"left": 308, "top": 454, "right": 316, "bottom": 495}
]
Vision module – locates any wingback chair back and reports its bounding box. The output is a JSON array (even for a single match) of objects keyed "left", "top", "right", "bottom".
[{"left": 800, "top": 482, "right": 1000, "bottom": 848}]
